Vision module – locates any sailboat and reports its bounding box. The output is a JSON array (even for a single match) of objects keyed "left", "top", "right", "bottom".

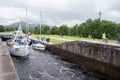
[
  {"left": 32, "top": 40, "right": 45, "bottom": 50},
  {"left": 32, "top": 12, "right": 46, "bottom": 51},
  {"left": 7, "top": 22, "right": 29, "bottom": 57}
]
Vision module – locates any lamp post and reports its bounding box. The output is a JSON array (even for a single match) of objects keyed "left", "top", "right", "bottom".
[
  {"left": 99, "top": 12, "right": 102, "bottom": 21},
  {"left": 39, "top": 11, "right": 43, "bottom": 40}
]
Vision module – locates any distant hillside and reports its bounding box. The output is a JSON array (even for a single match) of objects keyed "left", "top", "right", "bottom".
[
  {"left": 5, "top": 21, "right": 39, "bottom": 29},
  {"left": 5, "top": 21, "right": 50, "bottom": 30}
]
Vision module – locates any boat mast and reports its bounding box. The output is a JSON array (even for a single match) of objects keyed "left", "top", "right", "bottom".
[
  {"left": 12, "top": 19, "right": 21, "bottom": 43},
  {"left": 26, "top": 8, "right": 28, "bottom": 34},
  {"left": 40, "top": 11, "right": 42, "bottom": 36}
]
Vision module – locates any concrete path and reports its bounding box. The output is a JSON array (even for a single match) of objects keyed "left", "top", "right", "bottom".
[
  {"left": 51, "top": 37, "right": 73, "bottom": 41},
  {"left": 0, "top": 44, "right": 19, "bottom": 80}
]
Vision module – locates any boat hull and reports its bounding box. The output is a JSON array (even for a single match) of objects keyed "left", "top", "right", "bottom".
[
  {"left": 32, "top": 44, "right": 45, "bottom": 51},
  {"left": 8, "top": 45, "right": 29, "bottom": 57}
]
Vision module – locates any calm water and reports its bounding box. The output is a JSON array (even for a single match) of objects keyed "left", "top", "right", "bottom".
[{"left": 13, "top": 47, "right": 111, "bottom": 80}]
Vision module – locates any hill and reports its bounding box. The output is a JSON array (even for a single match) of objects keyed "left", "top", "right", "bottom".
[{"left": 5, "top": 21, "right": 39, "bottom": 29}]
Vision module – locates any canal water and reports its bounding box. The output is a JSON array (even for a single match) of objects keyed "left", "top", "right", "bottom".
[{"left": 12, "top": 47, "right": 111, "bottom": 80}]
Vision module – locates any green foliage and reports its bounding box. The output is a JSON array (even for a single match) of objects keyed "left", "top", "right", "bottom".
[
  {"left": 76, "top": 19, "right": 118, "bottom": 39},
  {"left": 59, "top": 25, "right": 69, "bottom": 36},
  {"left": 29, "top": 27, "right": 35, "bottom": 34},
  {"left": 5, "top": 27, "right": 14, "bottom": 31},
  {"left": 34, "top": 25, "right": 40, "bottom": 34},
  {"left": 1, "top": 18, "right": 120, "bottom": 40},
  {"left": 50, "top": 26, "right": 59, "bottom": 35},
  {"left": 70, "top": 24, "right": 78, "bottom": 36},
  {"left": 41, "top": 25, "right": 50, "bottom": 34},
  {"left": 0, "top": 25, "right": 5, "bottom": 32},
  {"left": 34, "top": 25, "right": 50, "bottom": 34}
]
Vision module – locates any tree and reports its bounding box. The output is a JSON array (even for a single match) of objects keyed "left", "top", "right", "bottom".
[
  {"left": 29, "top": 27, "right": 35, "bottom": 34},
  {"left": 0, "top": 25, "right": 5, "bottom": 32},
  {"left": 50, "top": 26, "right": 59, "bottom": 35},
  {"left": 77, "top": 18, "right": 117, "bottom": 39},
  {"left": 100, "top": 20, "right": 116, "bottom": 39},
  {"left": 32, "top": 18, "right": 120, "bottom": 40},
  {"left": 59, "top": 25, "right": 69, "bottom": 36},
  {"left": 5, "top": 27, "right": 14, "bottom": 31},
  {"left": 41, "top": 25, "right": 50, "bottom": 34},
  {"left": 115, "top": 24, "right": 120, "bottom": 38},
  {"left": 70, "top": 24, "right": 78, "bottom": 36},
  {"left": 35, "top": 26, "right": 40, "bottom": 34},
  {"left": 77, "top": 23, "right": 85, "bottom": 37}
]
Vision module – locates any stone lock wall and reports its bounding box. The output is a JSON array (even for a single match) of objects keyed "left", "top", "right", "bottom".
[{"left": 46, "top": 40, "right": 120, "bottom": 80}]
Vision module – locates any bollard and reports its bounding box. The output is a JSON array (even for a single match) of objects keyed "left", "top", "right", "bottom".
[{"left": 46, "top": 38, "right": 50, "bottom": 42}]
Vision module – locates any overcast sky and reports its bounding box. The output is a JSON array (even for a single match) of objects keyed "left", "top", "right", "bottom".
[{"left": 0, "top": 0, "right": 120, "bottom": 26}]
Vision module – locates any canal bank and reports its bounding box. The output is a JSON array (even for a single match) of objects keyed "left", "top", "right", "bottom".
[
  {"left": 46, "top": 40, "right": 120, "bottom": 80},
  {"left": 0, "top": 44, "right": 19, "bottom": 80}
]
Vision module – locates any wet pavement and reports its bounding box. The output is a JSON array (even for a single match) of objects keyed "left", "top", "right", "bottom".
[{"left": 12, "top": 47, "right": 111, "bottom": 80}]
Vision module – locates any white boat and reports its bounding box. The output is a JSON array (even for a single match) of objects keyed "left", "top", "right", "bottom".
[
  {"left": 8, "top": 43, "right": 29, "bottom": 57},
  {"left": 7, "top": 22, "right": 29, "bottom": 57},
  {"left": 31, "top": 12, "right": 46, "bottom": 51},
  {"left": 32, "top": 40, "right": 45, "bottom": 50}
]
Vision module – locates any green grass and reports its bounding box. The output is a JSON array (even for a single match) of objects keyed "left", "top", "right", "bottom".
[
  {"left": 32, "top": 34, "right": 66, "bottom": 44},
  {"left": 32, "top": 34, "right": 117, "bottom": 44},
  {"left": 50, "top": 38, "right": 67, "bottom": 44}
]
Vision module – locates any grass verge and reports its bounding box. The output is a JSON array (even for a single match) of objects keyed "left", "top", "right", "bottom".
[{"left": 32, "top": 34, "right": 117, "bottom": 44}]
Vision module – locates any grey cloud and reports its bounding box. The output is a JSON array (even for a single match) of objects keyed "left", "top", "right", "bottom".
[{"left": 0, "top": 0, "right": 120, "bottom": 26}]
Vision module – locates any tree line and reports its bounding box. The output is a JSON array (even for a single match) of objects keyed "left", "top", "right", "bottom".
[
  {"left": 34, "top": 18, "right": 120, "bottom": 40},
  {"left": 1, "top": 18, "right": 120, "bottom": 40}
]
